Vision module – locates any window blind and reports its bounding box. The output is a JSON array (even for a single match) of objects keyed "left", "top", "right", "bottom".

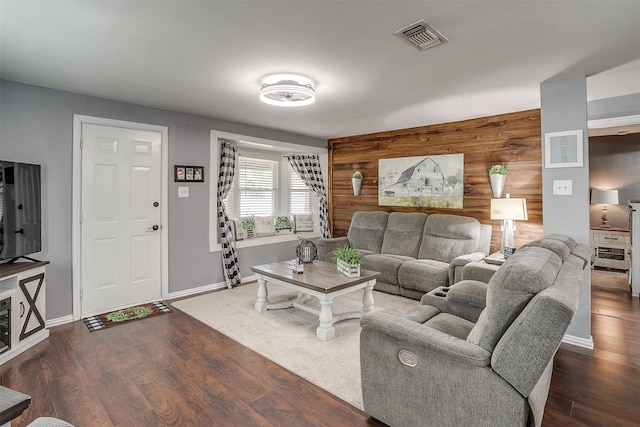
[
  {"left": 290, "top": 170, "right": 311, "bottom": 214},
  {"left": 238, "top": 156, "right": 278, "bottom": 217}
]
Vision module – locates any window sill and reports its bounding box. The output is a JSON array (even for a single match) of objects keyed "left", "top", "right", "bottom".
[{"left": 211, "top": 231, "right": 320, "bottom": 252}]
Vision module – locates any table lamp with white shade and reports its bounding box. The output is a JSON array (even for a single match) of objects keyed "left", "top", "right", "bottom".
[
  {"left": 490, "top": 196, "right": 528, "bottom": 259},
  {"left": 590, "top": 189, "right": 619, "bottom": 228}
]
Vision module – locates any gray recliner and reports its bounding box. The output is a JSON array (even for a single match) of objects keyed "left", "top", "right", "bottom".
[{"left": 360, "top": 234, "right": 590, "bottom": 427}]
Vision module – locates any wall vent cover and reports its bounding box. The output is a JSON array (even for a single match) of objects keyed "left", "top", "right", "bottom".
[{"left": 394, "top": 20, "right": 448, "bottom": 50}]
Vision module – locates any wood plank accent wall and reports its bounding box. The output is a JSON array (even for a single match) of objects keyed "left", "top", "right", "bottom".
[{"left": 327, "top": 109, "right": 543, "bottom": 254}]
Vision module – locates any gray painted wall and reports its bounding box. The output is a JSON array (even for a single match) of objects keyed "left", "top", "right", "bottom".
[
  {"left": 588, "top": 93, "right": 640, "bottom": 122},
  {"left": 0, "top": 79, "right": 326, "bottom": 319},
  {"left": 589, "top": 133, "right": 640, "bottom": 228},
  {"left": 540, "top": 75, "right": 591, "bottom": 340},
  {"left": 540, "top": 85, "right": 640, "bottom": 342}
]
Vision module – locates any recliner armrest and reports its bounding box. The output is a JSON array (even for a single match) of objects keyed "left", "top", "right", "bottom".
[
  {"left": 316, "top": 236, "right": 348, "bottom": 261},
  {"left": 360, "top": 311, "right": 491, "bottom": 366},
  {"left": 446, "top": 280, "right": 488, "bottom": 307},
  {"left": 420, "top": 280, "right": 487, "bottom": 322},
  {"left": 449, "top": 251, "right": 487, "bottom": 283}
]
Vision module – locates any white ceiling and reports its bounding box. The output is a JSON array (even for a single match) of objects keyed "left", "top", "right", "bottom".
[{"left": 1, "top": 1, "right": 639, "bottom": 140}]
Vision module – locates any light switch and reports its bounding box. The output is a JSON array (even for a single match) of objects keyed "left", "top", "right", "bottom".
[
  {"left": 178, "top": 186, "right": 189, "bottom": 198},
  {"left": 553, "top": 180, "right": 572, "bottom": 195}
]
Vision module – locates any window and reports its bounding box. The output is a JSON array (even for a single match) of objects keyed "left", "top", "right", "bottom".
[
  {"left": 290, "top": 166, "right": 312, "bottom": 215},
  {"left": 209, "top": 130, "right": 327, "bottom": 252},
  {"left": 224, "top": 154, "right": 280, "bottom": 219},
  {"left": 240, "top": 156, "right": 279, "bottom": 216},
  {"left": 223, "top": 152, "right": 313, "bottom": 220}
]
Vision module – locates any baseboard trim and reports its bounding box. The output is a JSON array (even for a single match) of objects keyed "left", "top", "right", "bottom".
[
  {"left": 45, "top": 276, "right": 260, "bottom": 327},
  {"left": 46, "top": 315, "right": 74, "bottom": 328},
  {"left": 167, "top": 282, "right": 227, "bottom": 300},
  {"left": 561, "top": 334, "right": 594, "bottom": 355},
  {"left": 167, "top": 275, "right": 257, "bottom": 300}
]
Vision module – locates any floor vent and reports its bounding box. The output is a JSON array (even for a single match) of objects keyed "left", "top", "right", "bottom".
[{"left": 394, "top": 20, "right": 448, "bottom": 51}]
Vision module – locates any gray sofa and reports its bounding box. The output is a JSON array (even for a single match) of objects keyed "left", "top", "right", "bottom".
[
  {"left": 360, "top": 234, "right": 590, "bottom": 427},
  {"left": 317, "top": 211, "right": 492, "bottom": 299}
]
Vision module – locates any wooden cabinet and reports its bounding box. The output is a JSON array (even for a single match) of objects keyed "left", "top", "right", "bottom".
[
  {"left": 0, "top": 261, "right": 49, "bottom": 365},
  {"left": 590, "top": 227, "right": 630, "bottom": 271}
]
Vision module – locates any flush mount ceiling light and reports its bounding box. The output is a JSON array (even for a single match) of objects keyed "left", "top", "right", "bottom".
[{"left": 260, "top": 79, "right": 316, "bottom": 107}]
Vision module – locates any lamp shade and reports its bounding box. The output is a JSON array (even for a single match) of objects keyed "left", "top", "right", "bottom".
[
  {"left": 591, "top": 189, "right": 619, "bottom": 205},
  {"left": 490, "top": 198, "right": 528, "bottom": 221}
]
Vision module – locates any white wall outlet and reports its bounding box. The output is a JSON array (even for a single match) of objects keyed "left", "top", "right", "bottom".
[
  {"left": 178, "top": 186, "right": 189, "bottom": 198},
  {"left": 553, "top": 180, "right": 572, "bottom": 195}
]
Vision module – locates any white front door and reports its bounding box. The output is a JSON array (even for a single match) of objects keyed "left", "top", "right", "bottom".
[{"left": 80, "top": 123, "right": 163, "bottom": 316}]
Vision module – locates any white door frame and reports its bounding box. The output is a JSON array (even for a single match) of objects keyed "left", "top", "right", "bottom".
[{"left": 71, "top": 115, "right": 169, "bottom": 321}]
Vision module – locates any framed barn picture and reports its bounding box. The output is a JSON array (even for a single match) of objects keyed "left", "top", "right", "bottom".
[{"left": 378, "top": 153, "right": 464, "bottom": 208}]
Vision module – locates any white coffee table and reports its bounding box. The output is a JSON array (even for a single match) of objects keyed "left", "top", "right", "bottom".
[{"left": 251, "top": 259, "right": 380, "bottom": 341}]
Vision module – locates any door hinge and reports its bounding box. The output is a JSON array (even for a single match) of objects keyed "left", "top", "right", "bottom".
[
  {"left": 80, "top": 212, "right": 83, "bottom": 224},
  {"left": 80, "top": 137, "right": 83, "bottom": 149},
  {"left": 80, "top": 288, "right": 83, "bottom": 299}
]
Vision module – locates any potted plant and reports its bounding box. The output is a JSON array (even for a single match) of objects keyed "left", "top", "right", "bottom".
[
  {"left": 333, "top": 244, "right": 363, "bottom": 277},
  {"left": 488, "top": 164, "right": 508, "bottom": 198},
  {"left": 352, "top": 171, "right": 363, "bottom": 196}
]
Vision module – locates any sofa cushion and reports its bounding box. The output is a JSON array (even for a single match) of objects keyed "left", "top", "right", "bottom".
[
  {"left": 381, "top": 212, "right": 428, "bottom": 258},
  {"left": 347, "top": 211, "right": 389, "bottom": 253},
  {"left": 424, "top": 313, "right": 476, "bottom": 340},
  {"left": 398, "top": 259, "right": 450, "bottom": 293},
  {"left": 418, "top": 214, "right": 482, "bottom": 263},
  {"left": 363, "top": 253, "right": 414, "bottom": 286},
  {"left": 467, "top": 246, "right": 563, "bottom": 352},
  {"left": 401, "top": 305, "right": 441, "bottom": 323},
  {"left": 401, "top": 306, "right": 474, "bottom": 340}
]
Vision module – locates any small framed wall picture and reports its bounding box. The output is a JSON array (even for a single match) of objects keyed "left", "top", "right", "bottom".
[
  {"left": 193, "top": 167, "right": 203, "bottom": 182},
  {"left": 544, "top": 129, "right": 583, "bottom": 168},
  {"left": 175, "top": 166, "right": 186, "bottom": 181},
  {"left": 174, "top": 165, "right": 205, "bottom": 182}
]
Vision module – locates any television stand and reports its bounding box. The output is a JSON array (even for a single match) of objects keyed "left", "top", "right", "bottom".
[
  {"left": 7, "top": 255, "right": 41, "bottom": 264},
  {"left": 0, "top": 261, "right": 49, "bottom": 365}
]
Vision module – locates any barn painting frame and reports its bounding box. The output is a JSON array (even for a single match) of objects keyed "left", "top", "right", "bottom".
[{"left": 378, "top": 153, "right": 464, "bottom": 208}]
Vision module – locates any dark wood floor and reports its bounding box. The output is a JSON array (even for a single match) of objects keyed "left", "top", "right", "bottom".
[{"left": 1, "top": 287, "right": 639, "bottom": 427}]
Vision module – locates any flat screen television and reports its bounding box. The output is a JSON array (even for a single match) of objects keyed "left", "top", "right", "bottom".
[{"left": 0, "top": 161, "right": 42, "bottom": 262}]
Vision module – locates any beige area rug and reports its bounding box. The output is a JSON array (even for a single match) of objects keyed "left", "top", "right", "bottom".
[
  {"left": 171, "top": 282, "right": 419, "bottom": 409},
  {"left": 591, "top": 268, "right": 631, "bottom": 292}
]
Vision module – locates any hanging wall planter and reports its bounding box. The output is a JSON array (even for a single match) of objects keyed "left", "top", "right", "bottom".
[
  {"left": 488, "top": 164, "right": 508, "bottom": 198},
  {"left": 352, "top": 171, "right": 363, "bottom": 196}
]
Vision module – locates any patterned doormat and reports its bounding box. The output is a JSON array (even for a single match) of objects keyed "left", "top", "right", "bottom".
[{"left": 82, "top": 301, "right": 172, "bottom": 332}]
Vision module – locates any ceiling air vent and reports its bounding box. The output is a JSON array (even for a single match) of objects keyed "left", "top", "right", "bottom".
[{"left": 394, "top": 20, "right": 448, "bottom": 51}]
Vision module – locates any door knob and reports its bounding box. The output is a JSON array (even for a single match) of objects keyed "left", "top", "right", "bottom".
[
  {"left": 147, "top": 225, "right": 160, "bottom": 232},
  {"left": 153, "top": 202, "right": 159, "bottom": 207}
]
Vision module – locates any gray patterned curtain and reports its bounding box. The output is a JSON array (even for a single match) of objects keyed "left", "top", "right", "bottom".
[
  {"left": 285, "top": 154, "right": 331, "bottom": 238},
  {"left": 217, "top": 139, "right": 241, "bottom": 288}
]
